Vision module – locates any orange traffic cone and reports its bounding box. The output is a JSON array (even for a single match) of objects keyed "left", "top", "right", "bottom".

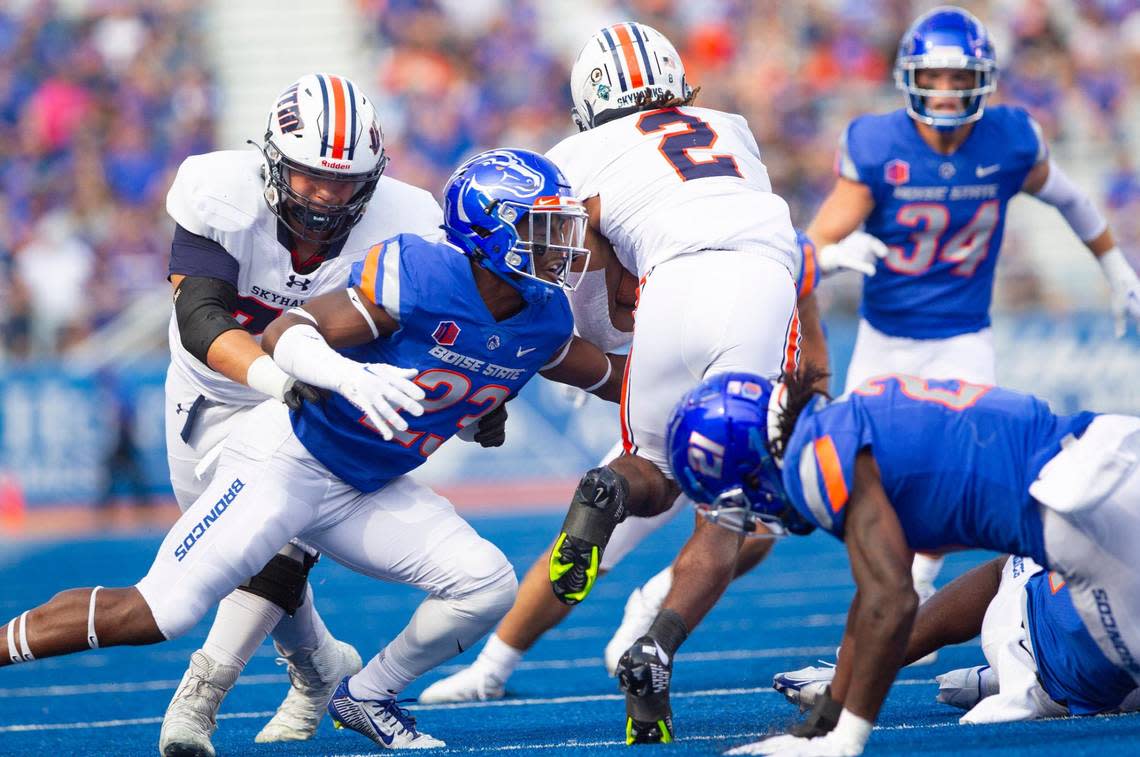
[{"left": 0, "top": 471, "right": 26, "bottom": 533}]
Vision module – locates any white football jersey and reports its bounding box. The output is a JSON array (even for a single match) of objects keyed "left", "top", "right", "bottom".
[
  {"left": 165, "top": 150, "right": 444, "bottom": 405},
  {"left": 546, "top": 106, "right": 796, "bottom": 277}
]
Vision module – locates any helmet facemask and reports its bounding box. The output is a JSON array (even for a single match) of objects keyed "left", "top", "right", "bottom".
[
  {"left": 498, "top": 198, "right": 590, "bottom": 293},
  {"left": 895, "top": 57, "right": 997, "bottom": 130},
  {"left": 261, "top": 138, "right": 387, "bottom": 243}
]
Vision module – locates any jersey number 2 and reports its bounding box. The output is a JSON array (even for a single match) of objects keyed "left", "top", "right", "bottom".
[{"left": 636, "top": 108, "right": 743, "bottom": 182}]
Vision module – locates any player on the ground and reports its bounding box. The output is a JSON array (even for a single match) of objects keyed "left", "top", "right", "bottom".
[
  {"left": 778, "top": 554, "right": 1139, "bottom": 724},
  {"left": 664, "top": 369, "right": 1140, "bottom": 755},
  {"left": 0, "top": 148, "right": 624, "bottom": 751},
  {"left": 159, "top": 73, "right": 444, "bottom": 756},
  {"left": 417, "top": 228, "right": 881, "bottom": 705},
  {"left": 804, "top": 5, "right": 1140, "bottom": 604}
]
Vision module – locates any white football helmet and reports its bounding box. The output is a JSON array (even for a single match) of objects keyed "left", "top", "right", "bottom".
[
  {"left": 258, "top": 73, "right": 389, "bottom": 242},
  {"left": 570, "top": 22, "right": 692, "bottom": 131}
]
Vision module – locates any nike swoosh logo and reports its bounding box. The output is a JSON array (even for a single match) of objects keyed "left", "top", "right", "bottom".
[
  {"left": 975, "top": 164, "right": 1000, "bottom": 178},
  {"left": 516, "top": 347, "right": 537, "bottom": 357}
]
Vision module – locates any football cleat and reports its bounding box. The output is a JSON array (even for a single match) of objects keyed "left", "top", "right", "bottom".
[
  {"left": 773, "top": 662, "right": 836, "bottom": 709},
  {"left": 328, "top": 677, "right": 445, "bottom": 749},
  {"left": 604, "top": 586, "right": 660, "bottom": 676},
  {"left": 417, "top": 663, "right": 506, "bottom": 704},
  {"left": 617, "top": 636, "right": 674, "bottom": 744},
  {"left": 159, "top": 650, "right": 241, "bottom": 757},
  {"left": 936, "top": 665, "right": 997, "bottom": 710},
  {"left": 549, "top": 467, "right": 629, "bottom": 605},
  {"left": 255, "top": 637, "right": 362, "bottom": 743}
]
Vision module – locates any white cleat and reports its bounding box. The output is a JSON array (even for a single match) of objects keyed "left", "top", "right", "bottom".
[
  {"left": 772, "top": 662, "right": 835, "bottom": 709},
  {"left": 417, "top": 663, "right": 505, "bottom": 704},
  {"left": 604, "top": 586, "right": 660, "bottom": 676},
  {"left": 329, "top": 677, "right": 445, "bottom": 749},
  {"left": 159, "top": 650, "right": 242, "bottom": 757},
  {"left": 254, "top": 637, "right": 362, "bottom": 743}
]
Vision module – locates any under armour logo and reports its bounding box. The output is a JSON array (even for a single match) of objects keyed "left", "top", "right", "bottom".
[
  {"left": 286, "top": 275, "right": 312, "bottom": 291},
  {"left": 175, "top": 403, "right": 189, "bottom": 415}
]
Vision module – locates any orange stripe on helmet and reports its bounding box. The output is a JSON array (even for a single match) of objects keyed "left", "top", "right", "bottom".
[
  {"left": 329, "top": 76, "right": 348, "bottom": 160},
  {"left": 814, "top": 436, "right": 849, "bottom": 513},
  {"left": 613, "top": 24, "right": 645, "bottom": 89},
  {"left": 359, "top": 243, "right": 383, "bottom": 304}
]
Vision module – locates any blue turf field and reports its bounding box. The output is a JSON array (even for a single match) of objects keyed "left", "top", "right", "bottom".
[{"left": 2, "top": 511, "right": 1138, "bottom": 756}]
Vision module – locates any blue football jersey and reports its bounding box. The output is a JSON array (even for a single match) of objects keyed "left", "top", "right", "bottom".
[
  {"left": 291, "top": 234, "right": 574, "bottom": 492},
  {"left": 839, "top": 106, "right": 1046, "bottom": 338},
  {"left": 1024, "top": 565, "right": 1137, "bottom": 715},
  {"left": 781, "top": 375, "right": 1095, "bottom": 566}
]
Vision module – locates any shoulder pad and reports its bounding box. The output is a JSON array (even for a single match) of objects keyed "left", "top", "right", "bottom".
[
  {"left": 166, "top": 151, "right": 268, "bottom": 237},
  {"left": 360, "top": 176, "right": 444, "bottom": 239}
]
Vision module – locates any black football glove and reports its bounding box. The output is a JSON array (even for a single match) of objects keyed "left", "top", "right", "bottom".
[
  {"left": 283, "top": 379, "right": 326, "bottom": 410},
  {"left": 473, "top": 403, "right": 509, "bottom": 447}
]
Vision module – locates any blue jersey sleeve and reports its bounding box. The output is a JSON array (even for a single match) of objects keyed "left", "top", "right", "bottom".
[
  {"left": 782, "top": 400, "right": 870, "bottom": 538},
  {"left": 1001, "top": 105, "right": 1049, "bottom": 170},
  {"left": 792, "top": 230, "right": 819, "bottom": 298},
  {"left": 349, "top": 234, "right": 422, "bottom": 325}
]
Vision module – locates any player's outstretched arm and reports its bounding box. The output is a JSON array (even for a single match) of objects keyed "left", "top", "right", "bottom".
[
  {"left": 806, "top": 178, "right": 876, "bottom": 252},
  {"left": 262, "top": 288, "right": 425, "bottom": 440},
  {"left": 903, "top": 555, "right": 1004, "bottom": 665},
  {"left": 540, "top": 336, "right": 626, "bottom": 403},
  {"left": 1022, "top": 160, "right": 1140, "bottom": 336}
]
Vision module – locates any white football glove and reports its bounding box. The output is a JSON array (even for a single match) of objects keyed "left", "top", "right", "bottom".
[
  {"left": 817, "top": 232, "right": 888, "bottom": 277},
  {"left": 1100, "top": 248, "right": 1140, "bottom": 338},
  {"left": 336, "top": 363, "right": 426, "bottom": 440},
  {"left": 724, "top": 732, "right": 864, "bottom": 756}
]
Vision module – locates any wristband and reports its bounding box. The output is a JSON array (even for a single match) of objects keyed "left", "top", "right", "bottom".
[{"left": 245, "top": 354, "right": 291, "bottom": 401}]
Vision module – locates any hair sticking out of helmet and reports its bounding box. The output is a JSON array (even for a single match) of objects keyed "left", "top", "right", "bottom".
[
  {"left": 894, "top": 6, "right": 998, "bottom": 131},
  {"left": 441, "top": 149, "right": 591, "bottom": 305},
  {"left": 570, "top": 22, "right": 695, "bottom": 131},
  {"left": 666, "top": 372, "right": 818, "bottom": 538},
  {"left": 255, "top": 73, "right": 389, "bottom": 243}
]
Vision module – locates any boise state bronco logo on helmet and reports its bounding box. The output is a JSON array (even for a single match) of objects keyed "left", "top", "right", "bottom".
[{"left": 465, "top": 151, "right": 547, "bottom": 201}]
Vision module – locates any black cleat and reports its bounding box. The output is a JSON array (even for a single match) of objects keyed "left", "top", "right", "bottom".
[
  {"left": 617, "top": 635, "right": 674, "bottom": 745},
  {"left": 549, "top": 467, "right": 629, "bottom": 605}
]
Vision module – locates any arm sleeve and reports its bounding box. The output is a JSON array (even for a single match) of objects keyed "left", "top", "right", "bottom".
[
  {"left": 169, "top": 224, "right": 240, "bottom": 285},
  {"left": 173, "top": 276, "right": 243, "bottom": 364},
  {"left": 1033, "top": 160, "right": 1108, "bottom": 242}
]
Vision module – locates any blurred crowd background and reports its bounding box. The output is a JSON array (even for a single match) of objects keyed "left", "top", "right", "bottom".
[{"left": 2, "top": 0, "right": 1140, "bottom": 360}]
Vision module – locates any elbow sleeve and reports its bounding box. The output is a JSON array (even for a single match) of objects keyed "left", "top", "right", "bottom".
[{"left": 174, "top": 276, "right": 243, "bottom": 364}]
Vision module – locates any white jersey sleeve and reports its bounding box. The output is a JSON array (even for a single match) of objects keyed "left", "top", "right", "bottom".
[
  {"left": 166, "top": 151, "right": 267, "bottom": 242},
  {"left": 546, "top": 106, "right": 796, "bottom": 277}
]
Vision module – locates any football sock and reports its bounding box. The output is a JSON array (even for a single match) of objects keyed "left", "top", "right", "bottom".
[
  {"left": 202, "top": 589, "right": 284, "bottom": 669},
  {"left": 270, "top": 583, "right": 331, "bottom": 656},
  {"left": 473, "top": 632, "right": 522, "bottom": 682},
  {"left": 912, "top": 553, "right": 945, "bottom": 587},
  {"left": 351, "top": 572, "right": 516, "bottom": 700}
]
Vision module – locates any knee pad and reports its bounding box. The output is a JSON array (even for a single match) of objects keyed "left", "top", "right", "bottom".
[{"left": 237, "top": 544, "right": 318, "bottom": 615}]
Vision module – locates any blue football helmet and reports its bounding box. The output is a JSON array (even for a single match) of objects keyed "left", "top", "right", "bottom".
[
  {"left": 442, "top": 148, "right": 590, "bottom": 304},
  {"left": 894, "top": 6, "right": 997, "bottom": 130},
  {"left": 666, "top": 372, "right": 813, "bottom": 537}
]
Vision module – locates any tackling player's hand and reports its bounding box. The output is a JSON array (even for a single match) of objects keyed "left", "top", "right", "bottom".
[
  {"left": 473, "top": 403, "right": 509, "bottom": 447},
  {"left": 282, "top": 379, "right": 326, "bottom": 410},
  {"left": 818, "top": 231, "right": 888, "bottom": 277},
  {"left": 337, "top": 364, "right": 426, "bottom": 440}
]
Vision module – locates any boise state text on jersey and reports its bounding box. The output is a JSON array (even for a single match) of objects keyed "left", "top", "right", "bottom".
[
  {"left": 290, "top": 234, "right": 574, "bottom": 492},
  {"left": 1024, "top": 565, "right": 1138, "bottom": 715},
  {"left": 840, "top": 106, "right": 1046, "bottom": 338},
  {"left": 780, "top": 375, "right": 1095, "bottom": 565}
]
